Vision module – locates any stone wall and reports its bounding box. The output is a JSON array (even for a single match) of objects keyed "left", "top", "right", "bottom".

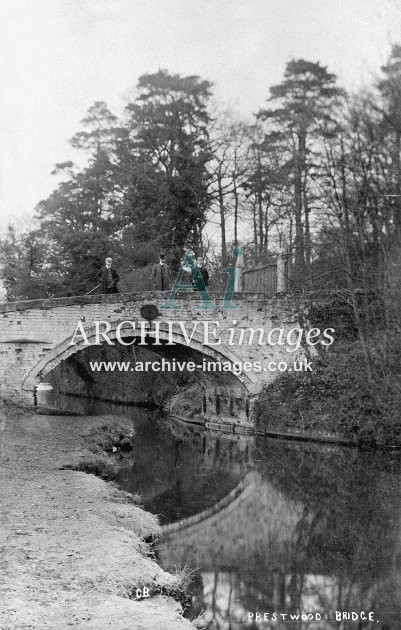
[{"left": 0, "top": 291, "right": 306, "bottom": 404}]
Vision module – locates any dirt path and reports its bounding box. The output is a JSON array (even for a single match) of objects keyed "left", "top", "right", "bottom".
[{"left": 0, "top": 402, "right": 194, "bottom": 630}]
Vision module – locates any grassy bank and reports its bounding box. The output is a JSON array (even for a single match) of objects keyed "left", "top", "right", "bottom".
[
  {"left": 254, "top": 340, "right": 401, "bottom": 446},
  {"left": 0, "top": 400, "right": 194, "bottom": 629},
  {"left": 61, "top": 416, "right": 136, "bottom": 480}
]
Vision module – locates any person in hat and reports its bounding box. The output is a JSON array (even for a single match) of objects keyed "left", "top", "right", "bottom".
[
  {"left": 97, "top": 257, "right": 120, "bottom": 294},
  {"left": 151, "top": 253, "right": 171, "bottom": 291}
]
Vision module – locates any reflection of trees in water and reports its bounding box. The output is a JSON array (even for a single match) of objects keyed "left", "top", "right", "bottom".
[
  {"left": 249, "top": 441, "right": 401, "bottom": 626},
  {"left": 254, "top": 441, "right": 400, "bottom": 568},
  {"left": 189, "top": 568, "right": 400, "bottom": 630},
  {"left": 118, "top": 414, "right": 253, "bottom": 524},
  {"left": 114, "top": 413, "right": 401, "bottom": 628},
  {"left": 183, "top": 442, "right": 401, "bottom": 629},
  {"left": 189, "top": 571, "right": 253, "bottom": 630}
]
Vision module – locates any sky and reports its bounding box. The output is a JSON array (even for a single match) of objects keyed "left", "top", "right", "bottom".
[{"left": 0, "top": 0, "right": 400, "bottom": 232}]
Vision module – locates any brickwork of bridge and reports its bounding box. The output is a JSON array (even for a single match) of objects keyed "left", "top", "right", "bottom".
[{"left": 0, "top": 291, "right": 305, "bottom": 416}]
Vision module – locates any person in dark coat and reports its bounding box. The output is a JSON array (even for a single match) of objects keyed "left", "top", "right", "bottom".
[
  {"left": 196, "top": 256, "right": 209, "bottom": 286},
  {"left": 151, "top": 254, "right": 171, "bottom": 290},
  {"left": 191, "top": 256, "right": 209, "bottom": 290},
  {"left": 97, "top": 257, "right": 120, "bottom": 294}
]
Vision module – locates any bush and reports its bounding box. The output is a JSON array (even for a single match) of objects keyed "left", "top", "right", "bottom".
[
  {"left": 86, "top": 416, "right": 135, "bottom": 453},
  {"left": 118, "top": 265, "right": 154, "bottom": 293},
  {"left": 254, "top": 340, "right": 401, "bottom": 446}
]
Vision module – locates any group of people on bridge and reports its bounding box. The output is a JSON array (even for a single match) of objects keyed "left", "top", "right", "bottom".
[{"left": 96, "top": 251, "right": 209, "bottom": 295}]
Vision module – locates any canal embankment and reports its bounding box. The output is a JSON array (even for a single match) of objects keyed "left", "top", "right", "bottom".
[
  {"left": 0, "top": 398, "right": 194, "bottom": 630},
  {"left": 254, "top": 340, "right": 401, "bottom": 448}
]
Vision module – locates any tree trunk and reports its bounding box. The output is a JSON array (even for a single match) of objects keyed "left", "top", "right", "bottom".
[
  {"left": 252, "top": 199, "right": 258, "bottom": 255},
  {"left": 303, "top": 172, "right": 311, "bottom": 268},
  {"left": 394, "top": 132, "right": 401, "bottom": 236},
  {"left": 263, "top": 201, "right": 269, "bottom": 249},
  {"left": 233, "top": 174, "right": 239, "bottom": 247},
  {"left": 293, "top": 132, "right": 306, "bottom": 289},
  {"left": 339, "top": 140, "right": 373, "bottom": 381},
  {"left": 258, "top": 191, "right": 264, "bottom": 257},
  {"left": 217, "top": 169, "right": 227, "bottom": 265}
]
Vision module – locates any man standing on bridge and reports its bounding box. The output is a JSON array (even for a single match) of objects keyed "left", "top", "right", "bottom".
[
  {"left": 97, "top": 257, "right": 120, "bottom": 294},
  {"left": 151, "top": 253, "right": 172, "bottom": 291}
]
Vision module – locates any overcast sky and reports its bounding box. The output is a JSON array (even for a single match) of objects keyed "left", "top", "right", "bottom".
[{"left": 0, "top": 0, "right": 400, "bottom": 232}]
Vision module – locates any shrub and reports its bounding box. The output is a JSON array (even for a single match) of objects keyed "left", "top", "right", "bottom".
[{"left": 254, "top": 340, "right": 401, "bottom": 446}]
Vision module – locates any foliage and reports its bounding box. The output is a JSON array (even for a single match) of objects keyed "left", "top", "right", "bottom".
[
  {"left": 0, "top": 50, "right": 400, "bottom": 445},
  {"left": 257, "top": 59, "right": 344, "bottom": 284},
  {"left": 255, "top": 339, "right": 401, "bottom": 445},
  {"left": 0, "top": 225, "right": 67, "bottom": 299},
  {"left": 63, "top": 454, "right": 117, "bottom": 480},
  {"left": 86, "top": 416, "right": 136, "bottom": 453},
  {"left": 1, "top": 53, "right": 400, "bottom": 307},
  {"left": 125, "top": 70, "right": 213, "bottom": 267},
  {"left": 0, "top": 52, "right": 400, "bottom": 421},
  {"left": 0, "top": 72, "right": 213, "bottom": 298}
]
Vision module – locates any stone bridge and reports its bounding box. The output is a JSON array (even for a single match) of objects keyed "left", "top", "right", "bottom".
[{"left": 0, "top": 291, "right": 305, "bottom": 422}]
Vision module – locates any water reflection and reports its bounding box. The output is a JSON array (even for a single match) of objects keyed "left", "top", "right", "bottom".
[
  {"left": 38, "top": 393, "right": 401, "bottom": 629},
  {"left": 117, "top": 415, "right": 252, "bottom": 522},
  {"left": 35, "top": 387, "right": 152, "bottom": 417},
  {"left": 118, "top": 417, "right": 401, "bottom": 629}
]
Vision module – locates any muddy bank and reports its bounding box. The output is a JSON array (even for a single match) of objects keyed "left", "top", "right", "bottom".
[{"left": 0, "top": 400, "right": 194, "bottom": 630}]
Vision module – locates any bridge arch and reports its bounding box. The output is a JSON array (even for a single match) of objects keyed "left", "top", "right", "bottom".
[{"left": 22, "top": 320, "right": 259, "bottom": 393}]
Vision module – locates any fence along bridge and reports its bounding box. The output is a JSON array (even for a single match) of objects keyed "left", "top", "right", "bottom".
[{"left": 229, "top": 244, "right": 291, "bottom": 295}]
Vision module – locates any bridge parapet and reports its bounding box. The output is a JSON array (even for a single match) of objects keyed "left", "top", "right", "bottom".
[{"left": 0, "top": 291, "right": 306, "bottom": 410}]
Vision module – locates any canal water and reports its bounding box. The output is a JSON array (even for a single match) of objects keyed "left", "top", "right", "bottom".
[{"left": 38, "top": 392, "right": 401, "bottom": 629}]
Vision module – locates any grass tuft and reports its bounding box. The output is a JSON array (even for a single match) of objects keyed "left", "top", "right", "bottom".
[
  {"left": 85, "top": 416, "right": 135, "bottom": 453},
  {"left": 62, "top": 453, "right": 117, "bottom": 480},
  {"left": 126, "top": 564, "right": 196, "bottom": 607}
]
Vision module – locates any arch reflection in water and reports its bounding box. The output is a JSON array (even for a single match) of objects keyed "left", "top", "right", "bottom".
[
  {"left": 117, "top": 415, "right": 401, "bottom": 630},
  {"left": 42, "top": 395, "right": 401, "bottom": 630}
]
